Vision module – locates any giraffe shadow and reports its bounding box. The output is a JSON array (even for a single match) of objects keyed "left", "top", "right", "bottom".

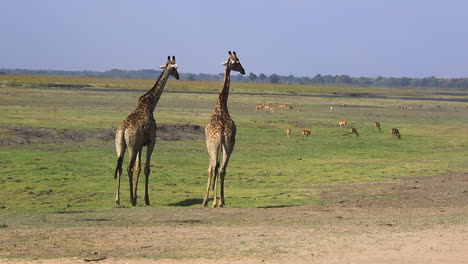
[
  {"left": 257, "top": 205, "right": 296, "bottom": 209},
  {"left": 167, "top": 198, "right": 204, "bottom": 207}
]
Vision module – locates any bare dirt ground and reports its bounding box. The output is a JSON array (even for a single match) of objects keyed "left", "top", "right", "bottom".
[
  {"left": 1, "top": 171, "right": 467, "bottom": 264},
  {"left": 0, "top": 124, "right": 204, "bottom": 146}
]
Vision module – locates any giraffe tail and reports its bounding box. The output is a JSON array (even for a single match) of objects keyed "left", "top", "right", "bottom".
[
  {"left": 114, "top": 129, "right": 126, "bottom": 179},
  {"left": 114, "top": 156, "right": 124, "bottom": 179}
]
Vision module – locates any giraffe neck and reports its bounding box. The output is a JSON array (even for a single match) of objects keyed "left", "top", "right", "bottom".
[
  {"left": 138, "top": 66, "right": 172, "bottom": 112},
  {"left": 217, "top": 63, "right": 231, "bottom": 110}
]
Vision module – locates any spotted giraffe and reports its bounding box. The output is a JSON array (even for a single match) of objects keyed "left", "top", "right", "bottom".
[
  {"left": 203, "top": 51, "right": 245, "bottom": 207},
  {"left": 114, "top": 56, "right": 179, "bottom": 206}
]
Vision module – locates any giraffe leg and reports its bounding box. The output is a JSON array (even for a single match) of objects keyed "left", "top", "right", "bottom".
[
  {"left": 203, "top": 162, "right": 215, "bottom": 207},
  {"left": 212, "top": 162, "right": 220, "bottom": 208},
  {"left": 219, "top": 145, "right": 233, "bottom": 208},
  {"left": 127, "top": 147, "right": 138, "bottom": 206},
  {"left": 204, "top": 140, "right": 220, "bottom": 207},
  {"left": 203, "top": 154, "right": 219, "bottom": 207},
  {"left": 144, "top": 141, "right": 155, "bottom": 206},
  {"left": 132, "top": 150, "right": 142, "bottom": 205}
]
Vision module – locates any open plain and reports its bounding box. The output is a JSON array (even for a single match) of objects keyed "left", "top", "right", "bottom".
[{"left": 0, "top": 75, "right": 467, "bottom": 263}]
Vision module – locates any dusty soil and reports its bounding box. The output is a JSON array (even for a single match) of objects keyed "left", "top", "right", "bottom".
[
  {"left": 0, "top": 172, "right": 467, "bottom": 264},
  {"left": 0, "top": 124, "right": 205, "bottom": 146}
]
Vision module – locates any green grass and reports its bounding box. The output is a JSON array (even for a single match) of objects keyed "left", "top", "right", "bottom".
[{"left": 1, "top": 74, "right": 467, "bottom": 214}]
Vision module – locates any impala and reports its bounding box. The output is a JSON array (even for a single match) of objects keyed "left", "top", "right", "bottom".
[
  {"left": 338, "top": 120, "right": 348, "bottom": 128},
  {"left": 278, "top": 103, "right": 287, "bottom": 111},
  {"left": 350, "top": 127, "right": 359, "bottom": 137},
  {"left": 373, "top": 122, "right": 381, "bottom": 131},
  {"left": 390, "top": 128, "right": 401, "bottom": 139},
  {"left": 301, "top": 128, "right": 311, "bottom": 138}
]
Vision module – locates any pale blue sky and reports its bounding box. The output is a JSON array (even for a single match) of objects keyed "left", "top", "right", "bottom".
[{"left": 2, "top": 0, "right": 468, "bottom": 77}]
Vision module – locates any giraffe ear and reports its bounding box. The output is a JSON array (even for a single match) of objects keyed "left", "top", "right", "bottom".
[
  {"left": 171, "top": 64, "right": 178, "bottom": 69},
  {"left": 221, "top": 60, "right": 228, "bottom": 66},
  {"left": 160, "top": 65, "right": 166, "bottom": 69}
]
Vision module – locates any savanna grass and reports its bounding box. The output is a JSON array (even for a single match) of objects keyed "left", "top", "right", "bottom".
[{"left": 1, "top": 75, "right": 467, "bottom": 213}]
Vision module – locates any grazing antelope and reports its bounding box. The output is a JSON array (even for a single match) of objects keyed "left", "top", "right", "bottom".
[
  {"left": 373, "top": 122, "right": 381, "bottom": 131},
  {"left": 264, "top": 105, "right": 275, "bottom": 112},
  {"left": 255, "top": 103, "right": 264, "bottom": 110},
  {"left": 301, "top": 128, "right": 311, "bottom": 138},
  {"left": 349, "top": 127, "right": 359, "bottom": 137},
  {"left": 286, "top": 128, "right": 292, "bottom": 139},
  {"left": 329, "top": 106, "right": 334, "bottom": 112},
  {"left": 390, "top": 128, "right": 401, "bottom": 139},
  {"left": 278, "top": 103, "right": 287, "bottom": 111},
  {"left": 338, "top": 120, "right": 348, "bottom": 128}
]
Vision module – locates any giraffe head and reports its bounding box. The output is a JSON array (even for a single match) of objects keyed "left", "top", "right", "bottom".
[
  {"left": 160, "top": 56, "right": 180, "bottom": 80},
  {"left": 221, "top": 51, "right": 245, "bottom": 75}
]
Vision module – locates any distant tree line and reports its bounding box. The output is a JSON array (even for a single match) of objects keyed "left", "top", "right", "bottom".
[{"left": 1, "top": 68, "right": 468, "bottom": 89}]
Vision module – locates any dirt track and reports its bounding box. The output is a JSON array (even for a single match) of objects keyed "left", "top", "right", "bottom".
[{"left": 1, "top": 172, "right": 467, "bottom": 264}]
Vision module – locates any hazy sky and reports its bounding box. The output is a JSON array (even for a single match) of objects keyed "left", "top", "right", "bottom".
[{"left": 2, "top": 0, "right": 468, "bottom": 77}]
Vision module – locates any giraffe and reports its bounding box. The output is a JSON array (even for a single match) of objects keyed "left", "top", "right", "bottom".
[
  {"left": 114, "top": 56, "right": 179, "bottom": 206},
  {"left": 203, "top": 51, "right": 245, "bottom": 208}
]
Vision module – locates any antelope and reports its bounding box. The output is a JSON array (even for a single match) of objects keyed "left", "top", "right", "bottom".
[
  {"left": 373, "top": 122, "right": 381, "bottom": 131},
  {"left": 338, "top": 120, "right": 348, "bottom": 128},
  {"left": 256, "top": 103, "right": 264, "bottom": 110},
  {"left": 350, "top": 127, "right": 359, "bottom": 137},
  {"left": 278, "top": 103, "right": 287, "bottom": 111},
  {"left": 390, "top": 128, "right": 401, "bottom": 139},
  {"left": 329, "top": 106, "right": 334, "bottom": 112},
  {"left": 286, "top": 128, "right": 292, "bottom": 139},
  {"left": 264, "top": 105, "right": 275, "bottom": 112},
  {"left": 301, "top": 128, "right": 311, "bottom": 138}
]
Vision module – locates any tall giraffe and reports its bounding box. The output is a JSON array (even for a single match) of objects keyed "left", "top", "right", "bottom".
[
  {"left": 114, "top": 56, "right": 179, "bottom": 206},
  {"left": 203, "top": 51, "right": 245, "bottom": 207}
]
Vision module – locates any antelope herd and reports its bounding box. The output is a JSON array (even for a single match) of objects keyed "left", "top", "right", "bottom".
[
  {"left": 255, "top": 103, "right": 403, "bottom": 140},
  {"left": 283, "top": 120, "right": 401, "bottom": 140},
  {"left": 256, "top": 102, "right": 296, "bottom": 112}
]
